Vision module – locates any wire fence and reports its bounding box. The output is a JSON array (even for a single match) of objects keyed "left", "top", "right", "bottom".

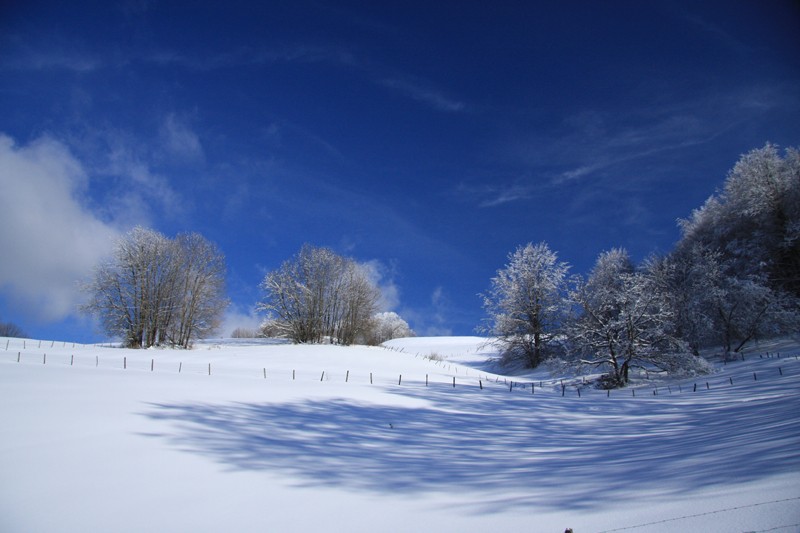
[
  {"left": 4, "top": 337, "right": 799, "bottom": 401},
  {"left": 595, "top": 496, "right": 800, "bottom": 532}
]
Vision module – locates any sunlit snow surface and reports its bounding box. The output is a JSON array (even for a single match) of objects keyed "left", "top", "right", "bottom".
[{"left": 1, "top": 336, "right": 798, "bottom": 532}]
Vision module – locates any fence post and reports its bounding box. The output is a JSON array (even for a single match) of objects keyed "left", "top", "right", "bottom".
[
  {"left": 398, "top": 374, "right": 402, "bottom": 385},
  {"left": 346, "top": 370, "right": 349, "bottom": 382}
]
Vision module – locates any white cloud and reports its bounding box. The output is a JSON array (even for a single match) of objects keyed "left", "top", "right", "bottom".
[
  {"left": 0, "top": 133, "right": 121, "bottom": 321},
  {"left": 359, "top": 259, "right": 400, "bottom": 311},
  {"left": 218, "top": 304, "right": 264, "bottom": 338}
]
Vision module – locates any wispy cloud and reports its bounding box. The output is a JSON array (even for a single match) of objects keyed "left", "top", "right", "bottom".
[
  {"left": 454, "top": 84, "right": 792, "bottom": 211},
  {"left": 426, "top": 286, "right": 453, "bottom": 336},
  {"left": 103, "top": 133, "right": 190, "bottom": 221},
  {"left": 678, "top": 9, "right": 756, "bottom": 57},
  {"left": 379, "top": 77, "right": 466, "bottom": 113},
  {"left": 0, "top": 41, "right": 103, "bottom": 72},
  {"left": 144, "top": 43, "right": 359, "bottom": 71},
  {"left": 454, "top": 181, "right": 538, "bottom": 208},
  {"left": 509, "top": 87, "right": 786, "bottom": 189},
  {"left": 147, "top": 45, "right": 466, "bottom": 113},
  {"left": 159, "top": 113, "right": 205, "bottom": 164}
]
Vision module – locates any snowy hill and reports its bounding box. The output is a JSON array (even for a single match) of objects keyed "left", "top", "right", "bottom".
[{"left": 1, "top": 336, "right": 799, "bottom": 532}]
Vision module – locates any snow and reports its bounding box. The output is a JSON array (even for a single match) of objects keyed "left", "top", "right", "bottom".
[{"left": 1, "top": 336, "right": 799, "bottom": 532}]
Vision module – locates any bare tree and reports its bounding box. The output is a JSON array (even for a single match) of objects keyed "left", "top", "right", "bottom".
[
  {"left": 81, "top": 227, "right": 228, "bottom": 348},
  {"left": 0, "top": 320, "right": 27, "bottom": 338},
  {"left": 258, "top": 244, "right": 380, "bottom": 345},
  {"left": 166, "top": 232, "right": 228, "bottom": 348}
]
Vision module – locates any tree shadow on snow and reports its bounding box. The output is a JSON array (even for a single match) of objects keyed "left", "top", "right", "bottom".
[{"left": 140, "top": 383, "right": 800, "bottom": 514}]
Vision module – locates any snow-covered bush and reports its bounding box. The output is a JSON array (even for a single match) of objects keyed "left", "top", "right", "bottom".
[{"left": 366, "top": 311, "right": 415, "bottom": 345}]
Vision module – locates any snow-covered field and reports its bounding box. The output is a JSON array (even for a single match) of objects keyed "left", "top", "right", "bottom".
[{"left": 1, "top": 336, "right": 798, "bottom": 532}]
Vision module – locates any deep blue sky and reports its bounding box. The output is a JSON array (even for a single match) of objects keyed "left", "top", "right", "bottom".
[{"left": 1, "top": 1, "right": 799, "bottom": 342}]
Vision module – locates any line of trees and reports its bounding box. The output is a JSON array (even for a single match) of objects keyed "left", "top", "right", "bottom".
[
  {"left": 81, "top": 227, "right": 229, "bottom": 348},
  {"left": 481, "top": 144, "right": 800, "bottom": 387},
  {"left": 82, "top": 233, "right": 414, "bottom": 348}
]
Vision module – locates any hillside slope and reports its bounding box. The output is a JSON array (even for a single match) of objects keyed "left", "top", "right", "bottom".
[{"left": 1, "top": 336, "right": 798, "bottom": 532}]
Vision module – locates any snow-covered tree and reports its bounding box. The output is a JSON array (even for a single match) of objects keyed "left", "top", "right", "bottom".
[
  {"left": 669, "top": 145, "right": 800, "bottom": 355},
  {"left": 674, "top": 245, "right": 798, "bottom": 357},
  {"left": 480, "top": 242, "right": 570, "bottom": 368},
  {"left": 678, "top": 143, "right": 800, "bottom": 297},
  {"left": 650, "top": 246, "right": 719, "bottom": 355},
  {"left": 258, "top": 244, "right": 381, "bottom": 345},
  {"left": 366, "top": 311, "right": 415, "bottom": 345},
  {"left": 567, "top": 249, "right": 705, "bottom": 388}
]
